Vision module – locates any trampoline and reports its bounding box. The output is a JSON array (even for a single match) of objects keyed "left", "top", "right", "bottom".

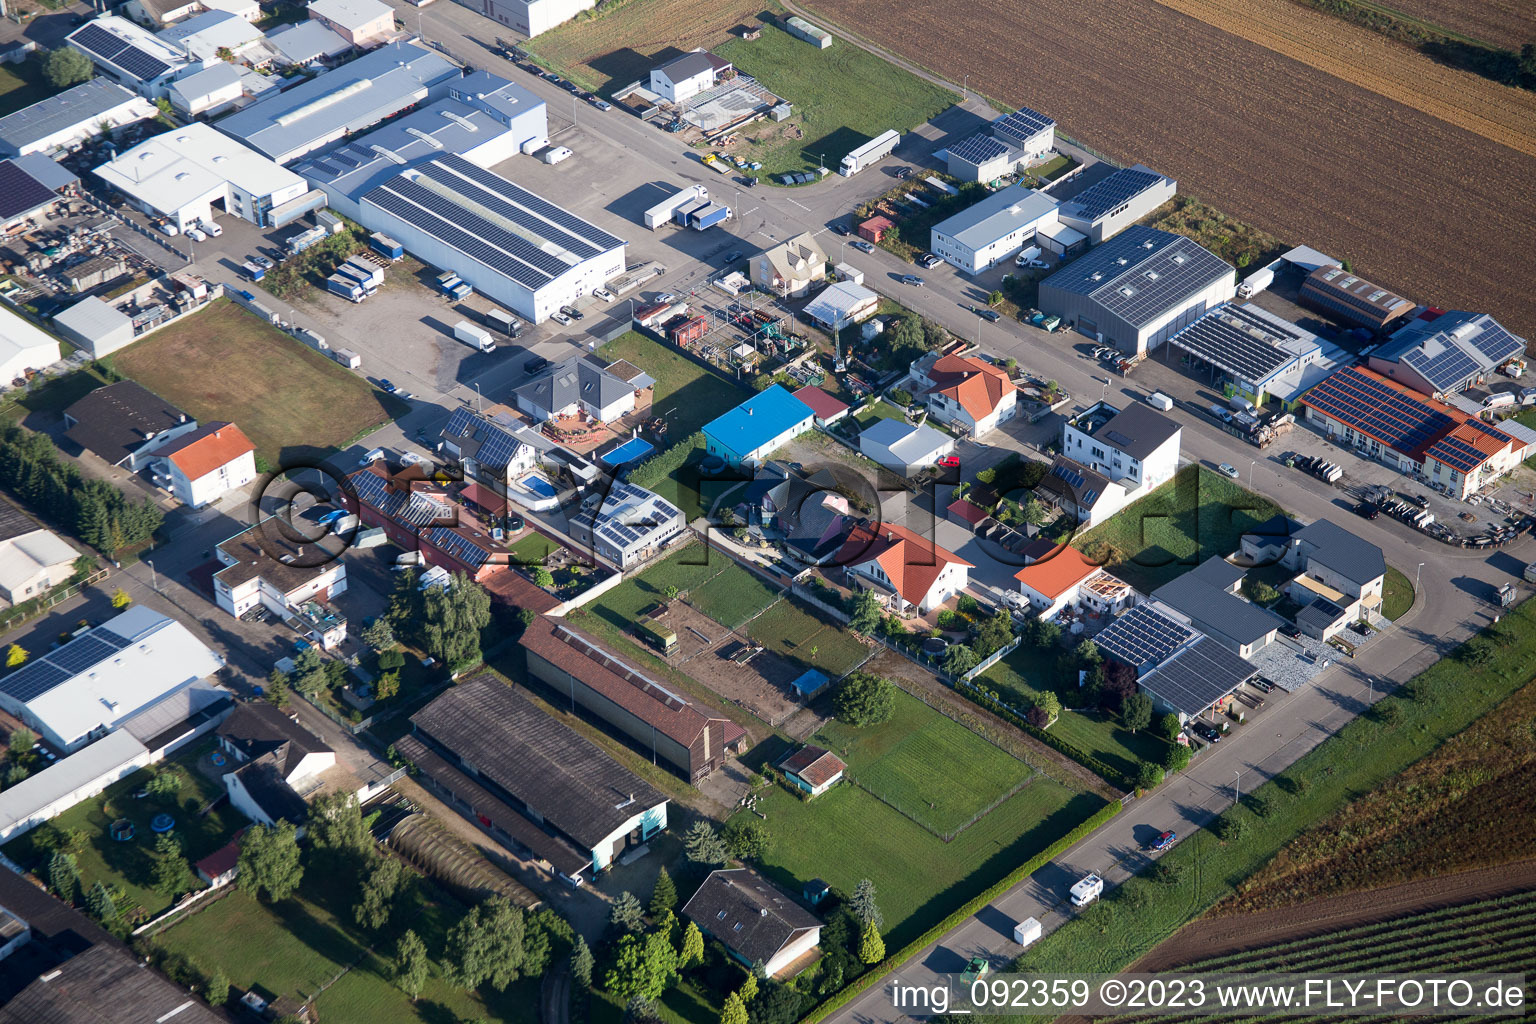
[
  {"left": 210, "top": 751, "right": 227, "bottom": 767},
  {"left": 599, "top": 436, "right": 656, "bottom": 467},
  {"left": 150, "top": 813, "right": 174, "bottom": 834},
  {"left": 110, "top": 819, "right": 135, "bottom": 842}
]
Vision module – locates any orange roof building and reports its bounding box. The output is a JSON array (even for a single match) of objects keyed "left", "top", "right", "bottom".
[
  {"left": 1013, "top": 544, "right": 1134, "bottom": 619},
  {"left": 917, "top": 354, "right": 1020, "bottom": 436},
  {"left": 834, "top": 521, "right": 973, "bottom": 613},
  {"left": 150, "top": 422, "right": 257, "bottom": 508}
]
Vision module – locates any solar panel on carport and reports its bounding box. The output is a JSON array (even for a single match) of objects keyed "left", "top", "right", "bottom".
[
  {"left": 1139, "top": 635, "right": 1255, "bottom": 716},
  {"left": 1095, "top": 605, "right": 1193, "bottom": 671}
]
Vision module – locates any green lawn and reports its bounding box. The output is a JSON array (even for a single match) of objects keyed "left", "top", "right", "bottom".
[
  {"left": 0, "top": 58, "right": 50, "bottom": 119},
  {"left": 682, "top": 559, "right": 780, "bottom": 629},
  {"left": 1033, "top": 154, "right": 1076, "bottom": 181},
  {"left": 585, "top": 542, "right": 736, "bottom": 633},
  {"left": 813, "top": 688, "right": 1033, "bottom": 837},
  {"left": 156, "top": 859, "right": 543, "bottom": 1024},
  {"left": 1072, "top": 466, "right": 1286, "bottom": 592},
  {"left": 0, "top": 363, "right": 116, "bottom": 424},
  {"left": 714, "top": 21, "right": 956, "bottom": 177},
  {"left": 741, "top": 778, "right": 1104, "bottom": 949},
  {"left": 746, "top": 597, "right": 870, "bottom": 677},
  {"left": 853, "top": 399, "right": 907, "bottom": 431},
  {"left": 977, "top": 647, "right": 1170, "bottom": 783},
  {"left": 2, "top": 744, "right": 246, "bottom": 919},
  {"left": 507, "top": 530, "right": 557, "bottom": 566},
  {"left": 110, "top": 299, "right": 405, "bottom": 465},
  {"left": 1381, "top": 566, "right": 1414, "bottom": 620},
  {"left": 598, "top": 332, "right": 745, "bottom": 441}
]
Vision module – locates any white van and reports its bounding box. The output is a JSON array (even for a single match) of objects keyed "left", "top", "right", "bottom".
[
  {"left": 201, "top": 219, "right": 223, "bottom": 238},
  {"left": 1483, "top": 392, "right": 1516, "bottom": 409},
  {"left": 540, "top": 146, "right": 573, "bottom": 165}
]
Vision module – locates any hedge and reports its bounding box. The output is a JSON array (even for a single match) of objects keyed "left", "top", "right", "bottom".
[
  {"left": 628, "top": 430, "right": 704, "bottom": 491},
  {"left": 797, "top": 799, "right": 1122, "bottom": 1024}
]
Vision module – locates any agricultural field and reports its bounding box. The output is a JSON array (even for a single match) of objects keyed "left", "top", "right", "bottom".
[
  {"left": 801, "top": 0, "right": 1536, "bottom": 340},
  {"left": 814, "top": 687, "right": 1035, "bottom": 836},
  {"left": 1375, "top": 0, "right": 1536, "bottom": 49}
]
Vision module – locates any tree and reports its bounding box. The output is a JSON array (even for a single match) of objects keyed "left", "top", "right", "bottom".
[
  {"left": 153, "top": 833, "right": 193, "bottom": 900},
  {"left": 1163, "top": 743, "right": 1192, "bottom": 774},
  {"left": 604, "top": 930, "right": 678, "bottom": 1003},
  {"left": 1076, "top": 639, "right": 1101, "bottom": 667},
  {"left": 750, "top": 981, "right": 804, "bottom": 1024},
  {"left": 307, "top": 792, "right": 371, "bottom": 863},
  {"left": 1100, "top": 659, "right": 1138, "bottom": 712},
  {"left": 1035, "top": 691, "right": 1062, "bottom": 725},
  {"left": 974, "top": 609, "right": 1015, "bottom": 658},
  {"left": 849, "top": 879, "right": 883, "bottom": 930},
  {"left": 361, "top": 617, "right": 396, "bottom": 650},
  {"left": 291, "top": 646, "right": 327, "bottom": 697},
  {"left": 444, "top": 895, "right": 526, "bottom": 991},
  {"left": 570, "top": 935, "right": 595, "bottom": 989},
  {"left": 375, "top": 671, "right": 400, "bottom": 701},
  {"left": 7, "top": 726, "right": 36, "bottom": 759},
  {"left": 832, "top": 673, "right": 895, "bottom": 726},
  {"left": 44, "top": 47, "right": 93, "bottom": 88},
  {"left": 145, "top": 770, "right": 183, "bottom": 800},
  {"left": 377, "top": 647, "right": 406, "bottom": 671},
  {"left": 722, "top": 819, "right": 767, "bottom": 860},
  {"left": 394, "top": 929, "right": 430, "bottom": 1000},
  {"left": 678, "top": 921, "right": 704, "bottom": 969},
  {"left": 533, "top": 567, "right": 555, "bottom": 589},
  {"left": 857, "top": 920, "right": 884, "bottom": 964},
  {"left": 1135, "top": 761, "right": 1165, "bottom": 791},
  {"left": 238, "top": 821, "right": 304, "bottom": 902},
  {"left": 683, "top": 821, "right": 727, "bottom": 866},
  {"left": 1241, "top": 577, "right": 1280, "bottom": 605},
  {"left": 942, "top": 644, "right": 978, "bottom": 676},
  {"left": 1122, "top": 693, "right": 1153, "bottom": 733},
  {"left": 111, "top": 587, "right": 132, "bottom": 609},
  {"left": 87, "top": 880, "right": 118, "bottom": 926},
  {"left": 1021, "top": 497, "right": 1046, "bottom": 526},
  {"left": 420, "top": 573, "right": 492, "bottom": 667},
  {"left": 1156, "top": 712, "right": 1181, "bottom": 742},
  {"left": 1217, "top": 815, "right": 1250, "bottom": 842},
  {"left": 49, "top": 851, "right": 80, "bottom": 905},
  {"left": 205, "top": 968, "right": 230, "bottom": 1006},
  {"left": 1030, "top": 618, "right": 1062, "bottom": 649},
  {"left": 987, "top": 289, "right": 1003, "bottom": 307},
  {"left": 5, "top": 644, "right": 26, "bottom": 668},
  {"left": 721, "top": 991, "right": 750, "bottom": 1024},
  {"left": 354, "top": 855, "right": 404, "bottom": 930},
  {"left": 650, "top": 866, "right": 677, "bottom": 917},
  {"left": 610, "top": 890, "right": 644, "bottom": 933},
  {"left": 739, "top": 970, "right": 759, "bottom": 1003},
  {"left": 522, "top": 908, "right": 559, "bottom": 976}
]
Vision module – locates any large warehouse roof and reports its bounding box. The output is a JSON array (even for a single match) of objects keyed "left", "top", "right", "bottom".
[
  {"left": 1059, "top": 164, "right": 1171, "bottom": 223},
  {"left": 0, "top": 305, "right": 62, "bottom": 380},
  {"left": 361, "top": 152, "right": 623, "bottom": 290},
  {"left": 217, "top": 41, "right": 458, "bottom": 162},
  {"left": 932, "top": 182, "right": 1058, "bottom": 249},
  {"left": 1040, "top": 224, "right": 1232, "bottom": 327},
  {"left": 1167, "top": 302, "right": 1321, "bottom": 386},
  {"left": 0, "top": 79, "right": 149, "bottom": 155},
  {"left": 1373, "top": 310, "right": 1525, "bottom": 394},
  {"left": 94, "top": 122, "right": 305, "bottom": 216}
]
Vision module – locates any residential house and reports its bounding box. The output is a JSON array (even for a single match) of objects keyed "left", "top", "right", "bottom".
[
  {"left": 521, "top": 619, "right": 745, "bottom": 782},
  {"left": 1034, "top": 455, "right": 1126, "bottom": 527},
  {"left": 702, "top": 387, "right": 815, "bottom": 466},
  {"left": 752, "top": 233, "right": 826, "bottom": 298},
  {"left": 438, "top": 406, "right": 544, "bottom": 487},
  {"left": 157, "top": 9, "right": 263, "bottom": 62},
  {"left": 1151, "top": 556, "right": 1282, "bottom": 658},
  {"left": 307, "top": 0, "right": 396, "bottom": 48},
  {"left": 568, "top": 480, "right": 686, "bottom": 569},
  {"left": 61, "top": 381, "right": 198, "bottom": 470},
  {"left": 213, "top": 518, "right": 349, "bottom": 648},
  {"left": 147, "top": 421, "right": 256, "bottom": 508},
  {"left": 397, "top": 674, "right": 668, "bottom": 884},
  {"left": 346, "top": 463, "right": 523, "bottom": 582},
  {"left": 1060, "top": 401, "right": 1181, "bottom": 491},
  {"left": 683, "top": 868, "right": 821, "bottom": 978},
  {"left": 1243, "top": 517, "right": 1386, "bottom": 627},
  {"left": 123, "top": 0, "right": 203, "bottom": 27},
  {"left": 858, "top": 418, "right": 954, "bottom": 477},
  {"left": 777, "top": 745, "right": 845, "bottom": 797},
  {"left": 1094, "top": 603, "right": 1256, "bottom": 724},
  {"left": 0, "top": 522, "right": 79, "bottom": 605},
  {"left": 513, "top": 357, "right": 637, "bottom": 424},
  {"left": 834, "top": 520, "right": 972, "bottom": 615},
  {"left": 216, "top": 702, "right": 337, "bottom": 826},
  {"left": 791, "top": 385, "right": 849, "bottom": 427},
  {"left": 912, "top": 353, "right": 1019, "bottom": 437},
  {"left": 648, "top": 50, "right": 731, "bottom": 104},
  {"left": 1013, "top": 544, "right": 1132, "bottom": 620},
  {"left": 762, "top": 468, "right": 856, "bottom": 564}
]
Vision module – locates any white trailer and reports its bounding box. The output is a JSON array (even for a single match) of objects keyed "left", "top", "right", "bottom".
[
  {"left": 1069, "top": 874, "right": 1104, "bottom": 907},
  {"left": 1013, "top": 917, "right": 1042, "bottom": 948},
  {"left": 644, "top": 184, "right": 709, "bottom": 229},
  {"left": 839, "top": 130, "right": 900, "bottom": 176},
  {"left": 453, "top": 320, "right": 495, "bottom": 353}
]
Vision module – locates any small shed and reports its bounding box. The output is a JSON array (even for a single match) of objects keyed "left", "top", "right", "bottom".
[
  {"left": 804, "top": 878, "right": 830, "bottom": 905},
  {"left": 770, "top": 102, "right": 792, "bottom": 121},
  {"left": 194, "top": 830, "right": 245, "bottom": 888},
  {"left": 947, "top": 498, "right": 989, "bottom": 531},
  {"left": 790, "top": 669, "right": 829, "bottom": 697},
  {"left": 833, "top": 261, "right": 864, "bottom": 285},
  {"left": 778, "top": 744, "right": 847, "bottom": 798},
  {"left": 858, "top": 216, "right": 893, "bottom": 243}
]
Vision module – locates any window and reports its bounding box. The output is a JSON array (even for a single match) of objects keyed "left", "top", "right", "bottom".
[{"left": 717, "top": 910, "right": 727, "bottom": 920}]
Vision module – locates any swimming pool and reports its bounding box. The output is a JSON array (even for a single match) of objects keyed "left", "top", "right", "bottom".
[
  {"left": 520, "top": 472, "right": 559, "bottom": 500},
  {"left": 600, "top": 436, "right": 656, "bottom": 467}
]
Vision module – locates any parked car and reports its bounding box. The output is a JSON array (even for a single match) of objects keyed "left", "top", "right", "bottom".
[
  {"left": 550, "top": 310, "right": 572, "bottom": 326},
  {"left": 830, "top": 222, "right": 850, "bottom": 236},
  {"left": 894, "top": 166, "right": 912, "bottom": 179},
  {"left": 656, "top": 292, "right": 677, "bottom": 304},
  {"left": 400, "top": 452, "right": 425, "bottom": 466},
  {"left": 185, "top": 226, "right": 206, "bottom": 242},
  {"left": 850, "top": 240, "right": 875, "bottom": 253},
  {"left": 724, "top": 250, "right": 742, "bottom": 264},
  {"left": 562, "top": 81, "right": 580, "bottom": 94},
  {"left": 544, "top": 73, "right": 563, "bottom": 83},
  {"left": 1251, "top": 676, "right": 1276, "bottom": 693},
  {"left": 1354, "top": 501, "right": 1381, "bottom": 520},
  {"left": 901, "top": 274, "right": 924, "bottom": 286},
  {"left": 1217, "top": 462, "right": 1240, "bottom": 479},
  {"left": 524, "top": 355, "right": 549, "bottom": 374},
  {"left": 157, "top": 221, "right": 180, "bottom": 237},
  {"left": 918, "top": 252, "right": 941, "bottom": 269},
  {"left": 593, "top": 287, "right": 616, "bottom": 301},
  {"left": 1149, "top": 830, "right": 1177, "bottom": 852},
  {"left": 560, "top": 304, "right": 584, "bottom": 320},
  {"left": 936, "top": 455, "right": 960, "bottom": 468},
  {"left": 200, "top": 220, "right": 222, "bottom": 237},
  {"left": 589, "top": 98, "right": 612, "bottom": 111},
  {"left": 1020, "top": 258, "right": 1050, "bottom": 269},
  {"left": 377, "top": 379, "right": 398, "bottom": 394},
  {"left": 1192, "top": 723, "right": 1221, "bottom": 743},
  {"left": 1280, "top": 624, "right": 1303, "bottom": 640},
  {"left": 973, "top": 307, "right": 1002, "bottom": 323}
]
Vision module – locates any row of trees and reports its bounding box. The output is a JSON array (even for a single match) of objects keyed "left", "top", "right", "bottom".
[
  {"left": 385, "top": 567, "right": 493, "bottom": 672},
  {"left": 0, "top": 423, "right": 163, "bottom": 553}
]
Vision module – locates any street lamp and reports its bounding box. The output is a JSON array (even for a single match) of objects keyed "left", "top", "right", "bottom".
[
  {"left": 1233, "top": 769, "right": 1240, "bottom": 808},
  {"left": 145, "top": 559, "right": 158, "bottom": 593},
  {"left": 1249, "top": 459, "right": 1256, "bottom": 489},
  {"left": 1416, "top": 561, "right": 1425, "bottom": 595}
]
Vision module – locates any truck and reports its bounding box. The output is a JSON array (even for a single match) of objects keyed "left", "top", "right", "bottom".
[
  {"left": 454, "top": 320, "right": 496, "bottom": 353},
  {"left": 341, "top": 256, "right": 384, "bottom": 289},
  {"left": 643, "top": 184, "right": 709, "bottom": 229},
  {"left": 1013, "top": 917, "right": 1042, "bottom": 949},
  {"left": 326, "top": 274, "right": 364, "bottom": 302},
  {"left": 483, "top": 307, "right": 521, "bottom": 337},
  {"left": 674, "top": 199, "right": 710, "bottom": 227},
  {"left": 689, "top": 203, "right": 730, "bottom": 230},
  {"left": 369, "top": 232, "right": 404, "bottom": 260},
  {"left": 1069, "top": 873, "right": 1103, "bottom": 907},
  {"left": 701, "top": 154, "right": 730, "bottom": 175},
  {"left": 1147, "top": 392, "right": 1174, "bottom": 411},
  {"left": 241, "top": 260, "right": 266, "bottom": 282},
  {"left": 331, "top": 348, "right": 362, "bottom": 369},
  {"left": 838, "top": 129, "right": 900, "bottom": 176},
  {"left": 1236, "top": 266, "right": 1275, "bottom": 299}
]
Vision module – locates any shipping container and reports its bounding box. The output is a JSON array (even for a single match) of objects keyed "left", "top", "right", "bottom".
[
  {"left": 342, "top": 256, "right": 384, "bottom": 288},
  {"left": 691, "top": 203, "right": 730, "bottom": 230},
  {"left": 369, "top": 232, "right": 404, "bottom": 260},
  {"left": 668, "top": 315, "right": 708, "bottom": 346},
  {"left": 483, "top": 307, "right": 520, "bottom": 336},
  {"left": 326, "top": 275, "right": 364, "bottom": 301},
  {"left": 241, "top": 260, "right": 265, "bottom": 282},
  {"left": 643, "top": 184, "right": 708, "bottom": 229},
  {"left": 1013, "top": 917, "right": 1042, "bottom": 948}
]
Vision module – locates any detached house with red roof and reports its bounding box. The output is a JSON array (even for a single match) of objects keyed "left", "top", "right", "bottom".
[
  {"left": 778, "top": 744, "right": 845, "bottom": 798},
  {"left": 834, "top": 521, "right": 973, "bottom": 615},
  {"left": 912, "top": 352, "right": 1020, "bottom": 437},
  {"left": 149, "top": 421, "right": 257, "bottom": 507},
  {"left": 1014, "top": 544, "right": 1134, "bottom": 620}
]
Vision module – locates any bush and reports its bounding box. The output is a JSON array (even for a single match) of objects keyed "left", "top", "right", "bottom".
[
  {"left": 1163, "top": 743, "right": 1192, "bottom": 774},
  {"left": 833, "top": 673, "right": 895, "bottom": 726},
  {"left": 1155, "top": 712, "right": 1181, "bottom": 742},
  {"left": 1216, "top": 814, "right": 1250, "bottom": 842},
  {"left": 1135, "top": 762, "right": 1164, "bottom": 791}
]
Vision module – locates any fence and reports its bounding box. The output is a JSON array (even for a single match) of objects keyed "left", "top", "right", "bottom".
[
  {"left": 0, "top": 568, "right": 112, "bottom": 634},
  {"left": 961, "top": 633, "right": 1022, "bottom": 682}
]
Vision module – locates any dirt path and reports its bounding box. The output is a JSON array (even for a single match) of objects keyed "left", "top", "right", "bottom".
[
  {"left": 1132, "top": 858, "right": 1536, "bottom": 971},
  {"left": 864, "top": 649, "right": 1119, "bottom": 798}
]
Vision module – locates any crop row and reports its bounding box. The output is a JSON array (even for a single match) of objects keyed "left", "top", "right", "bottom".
[{"left": 1193, "top": 914, "right": 1536, "bottom": 975}]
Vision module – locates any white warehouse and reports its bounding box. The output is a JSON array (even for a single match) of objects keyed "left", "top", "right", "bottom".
[
  {"left": 946, "top": 105, "right": 1055, "bottom": 183},
  {"left": 930, "top": 183, "right": 1059, "bottom": 274}
]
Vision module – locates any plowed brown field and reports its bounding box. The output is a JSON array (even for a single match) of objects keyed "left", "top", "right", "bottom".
[
  {"left": 803, "top": 0, "right": 1536, "bottom": 338},
  {"left": 1376, "top": 0, "right": 1536, "bottom": 51}
]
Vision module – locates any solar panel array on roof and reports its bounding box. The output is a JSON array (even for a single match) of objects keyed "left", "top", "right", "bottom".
[
  {"left": 0, "top": 626, "right": 133, "bottom": 703},
  {"left": 1168, "top": 304, "right": 1297, "bottom": 382},
  {"left": 1301, "top": 366, "right": 1455, "bottom": 457},
  {"left": 0, "top": 160, "right": 60, "bottom": 221},
  {"left": 1425, "top": 417, "right": 1515, "bottom": 474},
  {"left": 1046, "top": 226, "right": 1232, "bottom": 328},
  {"left": 436, "top": 154, "right": 624, "bottom": 251},
  {"left": 1399, "top": 319, "right": 1524, "bottom": 393},
  {"left": 1095, "top": 605, "right": 1193, "bottom": 670},
  {"left": 422, "top": 526, "right": 493, "bottom": 567},
  {"left": 993, "top": 106, "right": 1054, "bottom": 144},
  {"left": 71, "top": 23, "right": 130, "bottom": 60},
  {"left": 418, "top": 157, "right": 602, "bottom": 261},
  {"left": 1067, "top": 167, "right": 1162, "bottom": 222},
  {"left": 1401, "top": 342, "right": 1483, "bottom": 394},
  {"left": 71, "top": 24, "right": 171, "bottom": 80},
  {"left": 949, "top": 132, "right": 1009, "bottom": 165},
  {"left": 1141, "top": 635, "right": 1255, "bottom": 716},
  {"left": 115, "top": 47, "right": 171, "bottom": 80}
]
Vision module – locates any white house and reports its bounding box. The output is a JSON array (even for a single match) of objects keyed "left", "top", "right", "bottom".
[
  {"left": 149, "top": 421, "right": 256, "bottom": 508},
  {"left": 0, "top": 529, "right": 79, "bottom": 605},
  {"left": 1243, "top": 517, "right": 1387, "bottom": 624},
  {"left": 165, "top": 62, "right": 245, "bottom": 116},
  {"left": 216, "top": 702, "right": 337, "bottom": 827},
  {"left": 912, "top": 352, "right": 1019, "bottom": 437},
  {"left": 945, "top": 105, "right": 1055, "bottom": 183},
  {"left": 702, "top": 387, "right": 815, "bottom": 467},
  {"left": 438, "top": 407, "right": 542, "bottom": 486},
  {"left": 1035, "top": 456, "right": 1127, "bottom": 528},
  {"left": 213, "top": 518, "right": 349, "bottom": 648},
  {"left": 307, "top": 0, "right": 396, "bottom": 48},
  {"left": 858, "top": 418, "right": 954, "bottom": 477},
  {"left": 157, "top": 9, "right": 264, "bottom": 62},
  {"left": 752, "top": 233, "right": 826, "bottom": 298},
  {"left": 1060, "top": 401, "right": 1181, "bottom": 492},
  {"left": 929, "top": 183, "right": 1059, "bottom": 274},
  {"left": 445, "top": 0, "right": 596, "bottom": 38},
  {"left": 649, "top": 50, "right": 729, "bottom": 104},
  {"left": 1013, "top": 544, "right": 1133, "bottom": 620},
  {"left": 684, "top": 868, "right": 821, "bottom": 978},
  {"left": 833, "top": 521, "right": 972, "bottom": 615},
  {"left": 512, "top": 357, "right": 637, "bottom": 424}
]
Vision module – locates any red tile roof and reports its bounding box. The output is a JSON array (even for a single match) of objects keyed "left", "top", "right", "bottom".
[
  {"left": 158, "top": 422, "right": 255, "bottom": 481},
  {"left": 925, "top": 356, "right": 1016, "bottom": 421},
  {"left": 833, "top": 521, "right": 972, "bottom": 608},
  {"left": 792, "top": 384, "right": 849, "bottom": 421},
  {"left": 778, "top": 744, "right": 845, "bottom": 786},
  {"left": 947, "top": 498, "right": 988, "bottom": 525},
  {"left": 1014, "top": 544, "right": 1101, "bottom": 600},
  {"left": 194, "top": 829, "right": 246, "bottom": 880}
]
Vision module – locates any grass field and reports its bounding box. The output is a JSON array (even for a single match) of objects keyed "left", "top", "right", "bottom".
[
  {"left": 0, "top": 58, "right": 50, "bottom": 118},
  {"left": 683, "top": 559, "right": 780, "bottom": 629},
  {"left": 746, "top": 596, "right": 869, "bottom": 677},
  {"left": 1381, "top": 565, "right": 1414, "bottom": 620},
  {"left": 977, "top": 648, "right": 1170, "bottom": 783},
  {"left": 712, "top": 21, "right": 956, "bottom": 177},
  {"left": 585, "top": 542, "right": 736, "bottom": 632},
  {"left": 507, "top": 530, "right": 557, "bottom": 566},
  {"left": 1072, "top": 466, "right": 1286, "bottom": 592},
  {"left": 814, "top": 688, "right": 1033, "bottom": 836},
  {"left": 2, "top": 745, "right": 245, "bottom": 919},
  {"left": 109, "top": 299, "right": 403, "bottom": 465},
  {"left": 0, "top": 364, "right": 116, "bottom": 424},
  {"left": 852, "top": 398, "right": 907, "bottom": 431}
]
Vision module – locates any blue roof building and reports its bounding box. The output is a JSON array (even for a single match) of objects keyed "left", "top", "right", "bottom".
[{"left": 703, "top": 387, "right": 815, "bottom": 466}]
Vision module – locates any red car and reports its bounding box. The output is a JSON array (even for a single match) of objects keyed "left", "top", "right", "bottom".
[{"left": 936, "top": 455, "right": 960, "bottom": 468}]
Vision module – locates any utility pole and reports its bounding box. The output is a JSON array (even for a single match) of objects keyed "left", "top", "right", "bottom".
[
  {"left": 1233, "top": 769, "right": 1240, "bottom": 808},
  {"left": 1416, "top": 561, "right": 1425, "bottom": 594},
  {"left": 1249, "top": 459, "right": 1256, "bottom": 489},
  {"left": 146, "top": 559, "right": 158, "bottom": 593}
]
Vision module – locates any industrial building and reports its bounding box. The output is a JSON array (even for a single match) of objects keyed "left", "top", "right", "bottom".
[
  {"left": 1299, "top": 365, "right": 1530, "bottom": 498},
  {"left": 0, "top": 306, "right": 61, "bottom": 387},
  {"left": 1367, "top": 310, "right": 1526, "bottom": 398},
  {"left": 803, "top": 280, "right": 878, "bottom": 332},
  {"left": 218, "top": 42, "right": 459, "bottom": 164},
  {"left": 703, "top": 387, "right": 815, "bottom": 466},
  {"left": 1166, "top": 302, "right": 1339, "bottom": 407},
  {"left": 267, "top": 19, "right": 352, "bottom": 65},
  {"left": 448, "top": 0, "right": 596, "bottom": 38},
  {"left": 165, "top": 62, "right": 245, "bottom": 116},
  {"left": 1039, "top": 225, "right": 1235, "bottom": 356},
  {"left": 0, "top": 158, "right": 67, "bottom": 233},
  {"left": 64, "top": 17, "right": 195, "bottom": 98},
  {"left": 929, "top": 183, "right": 1060, "bottom": 273},
  {"left": 946, "top": 105, "right": 1055, "bottom": 183},
  {"left": 62, "top": 381, "right": 198, "bottom": 468},
  {"left": 94, "top": 122, "right": 313, "bottom": 230},
  {"left": 858, "top": 418, "right": 954, "bottom": 476},
  {"left": 1056, "top": 163, "right": 1176, "bottom": 244},
  {"left": 0, "top": 79, "right": 155, "bottom": 158},
  {"left": 1297, "top": 265, "right": 1413, "bottom": 331},
  {"left": 568, "top": 480, "right": 686, "bottom": 569}
]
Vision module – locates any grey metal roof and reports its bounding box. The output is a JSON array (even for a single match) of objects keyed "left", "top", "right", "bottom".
[
  {"left": 0, "top": 942, "right": 226, "bottom": 1024},
  {"left": 1078, "top": 402, "right": 1179, "bottom": 461},
  {"left": 410, "top": 674, "right": 666, "bottom": 851},
  {"left": 1291, "top": 518, "right": 1385, "bottom": 586},
  {"left": 0, "top": 79, "right": 144, "bottom": 153},
  {"left": 13, "top": 153, "right": 79, "bottom": 192},
  {"left": 452, "top": 70, "right": 543, "bottom": 122},
  {"left": 931, "top": 182, "right": 1058, "bottom": 250},
  {"left": 1167, "top": 302, "right": 1320, "bottom": 385},
  {"left": 53, "top": 296, "right": 132, "bottom": 341},
  {"left": 656, "top": 51, "right": 716, "bottom": 83},
  {"left": 861, "top": 417, "right": 950, "bottom": 465},
  {"left": 166, "top": 60, "right": 241, "bottom": 107},
  {"left": 514, "top": 356, "right": 633, "bottom": 415},
  {"left": 1040, "top": 225, "right": 1233, "bottom": 328},
  {"left": 266, "top": 18, "right": 351, "bottom": 63},
  {"left": 1188, "top": 554, "right": 1246, "bottom": 591},
  {"left": 1152, "top": 570, "right": 1283, "bottom": 647},
  {"left": 297, "top": 99, "right": 510, "bottom": 198},
  {"left": 683, "top": 868, "right": 820, "bottom": 967},
  {"left": 1139, "top": 634, "right": 1255, "bottom": 716}
]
